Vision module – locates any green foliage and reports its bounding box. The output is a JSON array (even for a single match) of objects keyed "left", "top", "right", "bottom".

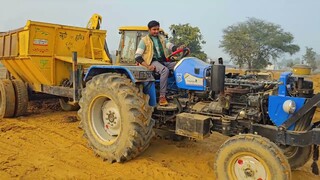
[
  {"left": 169, "top": 23, "right": 207, "bottom": 60},
  {"left": 220, "top": 18, "right": 300, "bottom": 69},
  {"left": 302, "top": 47, "right": 317, "bottom": 70}
]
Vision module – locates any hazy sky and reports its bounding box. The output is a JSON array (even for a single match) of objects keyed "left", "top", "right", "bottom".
[{"left": 1, "top": 0, "right": 319, "bottom": 60}]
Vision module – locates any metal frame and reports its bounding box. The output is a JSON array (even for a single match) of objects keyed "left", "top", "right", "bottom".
[
  {"left": 251, "top": 93, "right": 320, "bottom": 146},
  {"left": 252, "top": 123, "right": 320, "bottom": 146},
  {"left": 41, "top": 52, "right": 82, "bottom": 101}
]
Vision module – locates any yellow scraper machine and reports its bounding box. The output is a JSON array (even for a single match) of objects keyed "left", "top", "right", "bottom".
[{"left": 0, "top": 16, "right": 112, "bottom": 113}]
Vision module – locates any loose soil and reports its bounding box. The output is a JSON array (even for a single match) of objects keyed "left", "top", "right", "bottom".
[{"left": 0, "top": 73, "right": 319, "bottom": 179}]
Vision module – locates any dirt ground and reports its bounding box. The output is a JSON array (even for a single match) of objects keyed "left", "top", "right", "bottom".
[{"left": 0, "top": 73, "right": 320, "bottom": 179}]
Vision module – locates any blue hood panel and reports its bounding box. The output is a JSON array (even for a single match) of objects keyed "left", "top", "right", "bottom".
[{"left": 174, "top": 57, "right": 211, "bottom": 91}]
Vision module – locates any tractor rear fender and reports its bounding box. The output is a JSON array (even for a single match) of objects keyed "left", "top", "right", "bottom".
[{"left": 84, "top": 65, "right": 157, "bottom": 106}]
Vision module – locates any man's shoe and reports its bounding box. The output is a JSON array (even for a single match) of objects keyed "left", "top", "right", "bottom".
[{"left": 159, "top": 96, "right": 168, "bottom": 106}]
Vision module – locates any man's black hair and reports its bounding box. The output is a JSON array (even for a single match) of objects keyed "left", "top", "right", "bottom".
[{"left": 148, "top": 20, "right": 160, "bottom": 29}]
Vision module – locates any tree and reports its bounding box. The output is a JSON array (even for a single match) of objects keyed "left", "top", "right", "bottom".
[
  {"left": 302, "top": 47, "right": 317, "bottom": 70},
  {"left": 169, "top": 24, "right": 207, "bottom": 60},
  {"left": 220, "top": 18, "right": 300, "bottom": 69}
]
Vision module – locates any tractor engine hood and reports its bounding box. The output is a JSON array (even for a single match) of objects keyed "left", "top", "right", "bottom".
[{"left": 174, "top": 57, "right": 211, "bottom": 91}]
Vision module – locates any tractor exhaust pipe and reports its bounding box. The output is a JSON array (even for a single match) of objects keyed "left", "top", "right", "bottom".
[{"left": 211, "top": 57, "right": 225, "bottom": 95}]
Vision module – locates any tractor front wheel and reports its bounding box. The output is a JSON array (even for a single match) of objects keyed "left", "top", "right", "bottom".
[
  {"left": 281, "top": 145, "right": 312, "bottom": 170},
  {"left": 280, "top": 109, "right": 315, "bottom": 169},
  {"left": 214, "top": 134, "right": 291, "bottom": 180}
]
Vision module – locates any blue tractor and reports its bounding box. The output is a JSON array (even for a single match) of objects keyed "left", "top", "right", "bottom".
[{"left": 77, "top": 27, "right": 320, "bottom": 179}]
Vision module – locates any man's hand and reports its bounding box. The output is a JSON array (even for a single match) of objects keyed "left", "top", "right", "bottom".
[
  {"left": 139, "top": 61, "right": 155, "bottom": 71},
  {"left": 147, "top": 65, "right": 156, "bottom": 71},
  {"left": 177, "top": 45, "right": 186, "bottom": 51}
]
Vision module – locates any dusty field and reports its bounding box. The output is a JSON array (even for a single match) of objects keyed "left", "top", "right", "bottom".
[{"left": 0, "top": 73, "right": 319, "bottom": 179}]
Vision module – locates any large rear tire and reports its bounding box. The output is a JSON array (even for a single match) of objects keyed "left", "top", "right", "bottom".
[
  {"left": 215, "top": 134, "right": 291, "bottom": 180},
  {"left": 78, "top": 73, "right": 154, "bottom": 162},
  {"left": 12, "top": 80, "right": 28, "bottom": 117},
  {"left": 0, "top": 79, "right": 16, "bottom": 118}
]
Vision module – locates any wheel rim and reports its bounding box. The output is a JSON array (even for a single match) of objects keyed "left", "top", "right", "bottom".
[
  {"left": 229, "top": 153, "right": 270, "bottom": 180},
  {"left": 102, "top": 100, "right": 121, "bottom": 136},
  {"left": 90, "top": 96, "right": 121, "bottom": 144}
]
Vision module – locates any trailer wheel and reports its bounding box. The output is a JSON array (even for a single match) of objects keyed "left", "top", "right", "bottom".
[
  {"left": 78, "top": 73, "right": 154, "bottom": 162},
  {"left": 59, "top": 98, "right": 79, "bottom": 111},
  {"left": 214, "top": 134, "right": 291, "bottom": 180},
  {"left": 0, "top": 79, "right": 16, "bottom": 118},
  {"left": 12, "top": 80, "right": 28, "bottom": 117}
]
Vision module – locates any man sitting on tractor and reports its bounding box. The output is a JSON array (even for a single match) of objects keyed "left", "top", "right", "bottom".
[{"left": 135, "top": 20, "right": 183, "bottom": 106}]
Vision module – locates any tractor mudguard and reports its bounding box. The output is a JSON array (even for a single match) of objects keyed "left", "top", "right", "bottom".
[{"left": 84, "top": 65, "right": 157, "bottom": 106}]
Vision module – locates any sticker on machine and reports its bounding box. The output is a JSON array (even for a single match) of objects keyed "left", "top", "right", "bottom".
[
  {"left": 184, "top": 73, "right": 203, "bottom": 86},
  {"left": 176, "top": 73, "right": 183, "bottom": 83},
  {"left": 33, "top": 39, "right": 48, "bottom": 46}
]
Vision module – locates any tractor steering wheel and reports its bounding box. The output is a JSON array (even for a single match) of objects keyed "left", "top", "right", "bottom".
[{"left": 166, "top": 47, "right": 190, "bottom": 62}]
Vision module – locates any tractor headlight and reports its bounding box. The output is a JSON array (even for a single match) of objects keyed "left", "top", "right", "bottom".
[{"left": 283, "top": 100, "right": 296, "bottom": 114}]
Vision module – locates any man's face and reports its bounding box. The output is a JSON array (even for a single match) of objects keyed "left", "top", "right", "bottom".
[{"left": 149, "top": 26, "right": 160, "bottom": 37}]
